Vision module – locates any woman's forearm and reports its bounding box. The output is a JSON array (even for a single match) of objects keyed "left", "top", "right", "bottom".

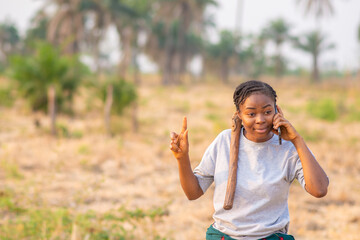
[
  {"left": 177, "top": 154, "right": 204, "bottom": 200},
  {"left": 292, "top": 136, "right": 329, "bottom": 198}
]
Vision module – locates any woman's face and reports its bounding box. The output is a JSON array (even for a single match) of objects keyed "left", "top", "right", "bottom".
[{"left": 237, "top": 93, "right": 276, "bottom": 143}]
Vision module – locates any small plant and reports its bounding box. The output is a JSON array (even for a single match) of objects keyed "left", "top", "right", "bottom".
[
  {"left": 78, "top": 144, "right": 90, "bottom": 155},
  {"left": 0, "top": 159, "right": 24, "bottom": 180},
  {"left": 306, "top": 98, "right": 338, "bottom": 121},
  {"left": 0, "top": 87, "right": 14, "bottom": 107},
  {"left": 345, "top": 105, "right": 360, "bottom": 122},
  {"left": 0, "top": 204, "right": 170, "bottom": 240},
  {"left": 296, "top": 127, "right": 324, "bottom": 142},
  {"left": 97, "top": 76, "right": 137, "bottom": 135},
  {"left": 206, "top": 113, "right": 228, "bottom": 134},
  {"left": 205, "top": 100, "right": 217, "bottom": 109},
  {"left": 0, "top": 188, "right": 25, "bottom": 214}
]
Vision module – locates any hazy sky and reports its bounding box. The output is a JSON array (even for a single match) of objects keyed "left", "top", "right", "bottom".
[{"left": 1, "top": 0, "right": 359, "bottom": 71}]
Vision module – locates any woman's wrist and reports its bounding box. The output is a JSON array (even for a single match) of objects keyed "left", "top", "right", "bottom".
[
  {"left": 290, "top": 134, "right": 303, "bottom": 146},
  {"left": 176, "top": 153, "right": 190, "bottom": 163}
]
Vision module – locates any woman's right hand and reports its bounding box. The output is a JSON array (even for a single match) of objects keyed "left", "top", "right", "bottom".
[{"left": 170, "top": 117, "right": 189, "bottom": 160}]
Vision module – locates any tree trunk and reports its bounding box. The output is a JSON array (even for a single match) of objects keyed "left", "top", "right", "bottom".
[
  {"left": 178, "top": 2, "right": 190, "bottom": 83},
  {"left": 132, "top": 45, "right": 141, "bottom": 85},
  {"left": 47, "top": 85, "right": 56, "bottom": 136},
  {"left": 312, "top": 53, "right": 320, "bottom": 82},
  {"left": 118, "top": 27, "right": 132, "bottom": 79},
  {"left": 131, "top": 101, "right": 138, "bottom": 133},
  {"left": 162, "top": 33, "right": 174, "bottom": 85},
  {"left": 221, "top": 58, "right": 229, "bottom": 83},
  {"left": 104, "top": 84, "right": 113, "bottom": 136},
  {"left": 275, "top": 43, "right": 282, "bottom": 77},
  {"left": 94, "top": 38, "right": 102, "bottom": 75},
  {"left": 173, "top": 54, "right": 181, "bottom": 85}
]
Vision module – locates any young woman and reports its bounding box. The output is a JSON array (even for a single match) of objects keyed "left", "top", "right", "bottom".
[{"left": 170, "top": 80, "right": 329, "bottom": 240}]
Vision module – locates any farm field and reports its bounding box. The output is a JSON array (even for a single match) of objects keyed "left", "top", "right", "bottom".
[{"left": 0, "top": 76, "right": 359, "bottom": 240}]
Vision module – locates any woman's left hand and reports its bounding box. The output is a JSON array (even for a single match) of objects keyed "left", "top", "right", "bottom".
[{"left": 272, "top": 105, "right": 300, "bottom": 142}]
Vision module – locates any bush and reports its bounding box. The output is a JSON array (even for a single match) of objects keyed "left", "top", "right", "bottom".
[
  {"left": 99, "top": 77, "right": 137, "bottom": 115},
  {"left": 9, "top": 42, "right": 89, "bottom": 114},
  {"left": 0, "top": 87, "right": 14, "bottom": 107},
  {"left": 306, "top": 98, "right": 338, "bottom": 121}
]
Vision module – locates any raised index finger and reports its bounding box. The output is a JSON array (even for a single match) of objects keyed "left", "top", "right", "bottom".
[{"left": 181, "top": 116, "right": 187, "bottom": 133}]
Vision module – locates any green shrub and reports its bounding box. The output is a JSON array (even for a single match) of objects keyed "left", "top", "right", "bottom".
[
  {"left": 9, "top": 41, "right": 89, "bottom": 114},
  {"left": 306, "top": 98, "right": 338, "bottom": 121},
  {"left": 0, "top": 87, "right": 13, "bottom": 107},
  {"left": 99, "top": 77, "right": 137, "bottom": 115},
  {"left": 296, "top": 127, "right": 324, "bottom": 142},
  {"left": 0, "top": 189, "right": 25, "bottom": 214},
  {"left": 345, "top": 105, "right": 360, "bottom": 122},
  {"left": 0, "top": 160, "right": 24, "bottom": 179}
]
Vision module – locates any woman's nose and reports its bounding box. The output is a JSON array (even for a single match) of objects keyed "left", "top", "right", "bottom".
[{"left": 255, "top": 114, "right": 265, "bottom": 123}]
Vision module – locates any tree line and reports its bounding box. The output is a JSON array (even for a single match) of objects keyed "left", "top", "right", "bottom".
[
  {"left": 0, "top": 0, "right": 356, "bottom": 136},
  {"left": 0, "top": 0, "right": 347, "bottom": 83}
]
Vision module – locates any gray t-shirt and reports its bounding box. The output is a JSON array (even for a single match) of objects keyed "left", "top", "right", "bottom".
[{"left": 194, "top": 128, "right": 306, "bottom": 240}]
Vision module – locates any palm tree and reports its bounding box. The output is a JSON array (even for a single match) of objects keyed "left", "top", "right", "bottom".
[
  {"left": 80, "top": 0, "right": 111, "bottom": 74},
  {"left": 204, "top": 30, "right": 240, "bottom": 83},
  {"left": 263, "top": 18, "right": 292, "bottom": 77},
  {"left": 45, "top": 0, "right": 86, "bottom": 54},
  {"left": 145, "top": 0, "right": 216, "bottom": 85},
  {"left": 24, "top": 10, "right": 49, "bottom": 46},
  {"left": 296, "top": 0, "right": 334, "bottom": 18},
  {"left": 293, "top": 30, "right": 334, "bottom": 82},
  {"left": 0, "top": 21, "right": 20, "bottom": 65},
  {"left": 100, "top": 0, "right": 148, "bottom": 79},
  {"left": 10, "top": 42, "right": 88, "bottom": 135},
  {"left": 237, "top": 33, "right": 267, "bottom": 78}
]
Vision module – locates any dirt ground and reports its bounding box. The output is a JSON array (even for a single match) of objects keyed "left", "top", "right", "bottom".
[{"left": 0, "top": 77, "right": 359, "bottom": 239}]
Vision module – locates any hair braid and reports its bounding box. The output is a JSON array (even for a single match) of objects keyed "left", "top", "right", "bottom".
[{"left": 233, "top": 80, "right": 277, "bottom": 111}]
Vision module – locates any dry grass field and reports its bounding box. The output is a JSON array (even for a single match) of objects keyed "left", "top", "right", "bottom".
[{"left": 0, "top": 76, "right": 359, "bottom": 239}]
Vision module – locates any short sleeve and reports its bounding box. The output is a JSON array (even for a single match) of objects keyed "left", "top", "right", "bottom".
[
  {"left": 294, "top": 157, "right": 306, "bottom": 189},
  {"left": 193, "top": 132, "right": 225, "bottom": 193},
  {"left": 287, "top": 148, "right": 306, "bottom": 189}
]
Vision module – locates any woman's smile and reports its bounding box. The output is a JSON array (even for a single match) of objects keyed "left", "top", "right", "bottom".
[
  {"left": 254, "top": 127, "right": 269, "bottom": 134},
  {"left": 238, "top": 93, "right": 276, "bottom": 142}
]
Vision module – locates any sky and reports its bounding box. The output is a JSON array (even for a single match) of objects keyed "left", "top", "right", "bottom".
[{"left": 0, "top": 0, "right": 359, "bottom": 71}]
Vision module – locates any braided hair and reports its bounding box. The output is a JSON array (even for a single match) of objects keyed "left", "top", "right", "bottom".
[{"left": 233, "top": 80, "right": 277, "bottom": 111}]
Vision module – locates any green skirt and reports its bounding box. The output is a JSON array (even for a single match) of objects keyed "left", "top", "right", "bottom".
[{"left": 206, "top": 224, "right": 295, "bottom": 240}]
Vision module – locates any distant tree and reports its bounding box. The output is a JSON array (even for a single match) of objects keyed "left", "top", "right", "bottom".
[
  {"left": 98, "top": 77, "right": 137, "bottom": 136},
  {"left": 80, "top": 0, "right": 111, "bottom": 75},
  {"left": 145, "top": 0, "right": 216, "bottom": 85},
  {"left": 204, "top": 30, "right": 240, "bottom": 83},
  {"left": 45, "top": 0, "right": 88, "bottom": 55},
  {"left": 25, "top": 10, "right": 49, "bottom": 41},
  {"left": 100, "top": 0, "right": 149, "bottom": 80},
  {"left": 297, "top": 0, "right": 334, "bottom": 18},
  {"left": 10, "top": 42, "right": 88, "bottom": 135},
  {"left": 263, "top": 18, "right": 292, "bottom": 77},
  {"left": 0, "top": 21, "right": 20, "bottom": 66},
  {"left": 238, "top": 33, "right": 267, "bottom": 78},
  {"left": 293, "top": 30, "right": 335, "bottom": 82}
]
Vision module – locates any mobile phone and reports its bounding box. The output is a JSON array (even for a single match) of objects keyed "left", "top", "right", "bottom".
[{"left": 275, "top": 104, "right": 282, "bottom": 145}]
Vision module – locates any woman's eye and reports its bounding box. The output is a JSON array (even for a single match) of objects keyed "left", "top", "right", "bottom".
[
  {"left": 265, "top": 111, "right": 272, "bottom": 115},
  {"left": 248, "top": 113, "right": 255, "bottom": 117}
]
